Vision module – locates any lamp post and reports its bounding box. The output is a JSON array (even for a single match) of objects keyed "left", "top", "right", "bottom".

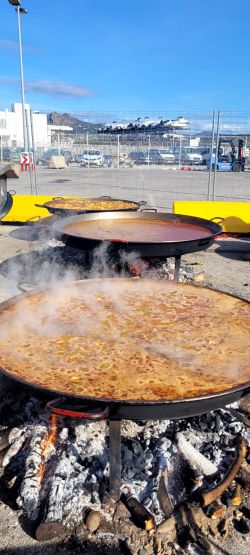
[{"left": 8, "top": 1, "right": 28, "bottom": 151}]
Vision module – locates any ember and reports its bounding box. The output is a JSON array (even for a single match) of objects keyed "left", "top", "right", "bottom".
[{"left": 0, "top": 377, "right": 249, "bottom": 553}]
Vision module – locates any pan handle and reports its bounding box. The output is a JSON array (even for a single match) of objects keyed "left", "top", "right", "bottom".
[
  {"left": 210, "top": 216, "right": 224, "bottom": 224},
  {"left": 97, "top": 195, "right": 112, "bottom": 199},
  {"left": 35, "top": 203, "right": 46, "bottom": 209},
  {"left": 46, "top": 397, "right": 110, "bottom": 420},
  {"left": 139, "top": 207, "right": 158, "bottom": 213}
]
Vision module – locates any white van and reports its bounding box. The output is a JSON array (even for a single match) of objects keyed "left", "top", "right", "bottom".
[{"left": 181, "top": 147, "right": 203, "bottom": 165}]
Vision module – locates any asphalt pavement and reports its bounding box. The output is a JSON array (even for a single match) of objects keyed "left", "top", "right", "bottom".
[{"left": 6, "top": 165, "right": 250, "bottom": 211}]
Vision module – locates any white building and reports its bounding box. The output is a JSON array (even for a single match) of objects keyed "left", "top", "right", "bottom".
[
  {"left": 47, "top": 125, "right": 74, "bottom": 146},
  {"left": 0, "top": 102, "right": 49, "bottom": 148}
]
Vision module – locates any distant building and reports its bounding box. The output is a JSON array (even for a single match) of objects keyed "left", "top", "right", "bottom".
[
  {"left": 47, "top": 125, "right": 74, "bottom": 146},
  {"left": 0, "top": 103, "right": 73, "bottom": 149}
]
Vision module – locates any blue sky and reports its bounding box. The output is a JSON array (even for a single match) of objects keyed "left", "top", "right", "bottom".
[{"left": 0, "top": 0, "right": 249, "bottom": 120}]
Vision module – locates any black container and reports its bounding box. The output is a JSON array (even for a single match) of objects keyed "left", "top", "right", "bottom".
[{"left": 52, "top": 211, "right": 222, "bottom": 259}]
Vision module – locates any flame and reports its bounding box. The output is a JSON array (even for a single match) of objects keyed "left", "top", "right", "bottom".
[{"left": 36, "top": 414, "right": 58, "bottom": 480}]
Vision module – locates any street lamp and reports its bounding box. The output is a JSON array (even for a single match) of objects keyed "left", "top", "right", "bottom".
[{"left": 8, "top": 0, "right": 28, "bottom": 151}]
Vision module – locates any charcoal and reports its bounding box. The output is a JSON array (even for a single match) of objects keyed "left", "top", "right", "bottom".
[
  {"left": 0, "top": 433, "right": 10, "bottom": 453},
  {"left": 0, "top": 385, "right": 249, "bottom": 537},
  {"left": 233, "top": 516, "right": 250, "bottom": 534}
]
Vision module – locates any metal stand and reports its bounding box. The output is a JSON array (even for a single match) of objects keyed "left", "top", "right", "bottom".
[
  {"left": 109, "top": 420, "right": 121, "bottom": 500},
  {"left": 174, "top": 256, "right": 181, "bottom": 282}
]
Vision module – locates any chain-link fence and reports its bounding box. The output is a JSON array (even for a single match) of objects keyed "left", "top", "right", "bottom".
[{"left": 1, "top": 109, "right": 250, "bottom": 209}]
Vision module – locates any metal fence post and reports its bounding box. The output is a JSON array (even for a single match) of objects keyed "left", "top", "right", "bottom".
[
  {"left": 178, "top": 135, "right": 183, "bottom": 169},
  {"left": 147, "top": 135, "right": 151, "bottom": 168},
  {"left": 207, "top": 110, "right": 216, "bottom": 200},
  {"left": 212, "top": 110, "right": 220, "bottom": 201},
  {"left": 117, "top": 134, "right": 120, "bottom": 168},
  {"left": 86, "top": 133, "right": 89, "bottom": 168},
  {"left": 25, "top": 108, "right": 33, "bottom": 195},
  {"left": 30, "top": 110, "right": 38, "bottom": 195}
]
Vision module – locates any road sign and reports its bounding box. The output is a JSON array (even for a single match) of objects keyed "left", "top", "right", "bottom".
[
  {"left": 21, "top": 152, "right": 29, "bottom": 166},
  {"left": 20, "top": 152, "right": 34, "bottom": 172}
]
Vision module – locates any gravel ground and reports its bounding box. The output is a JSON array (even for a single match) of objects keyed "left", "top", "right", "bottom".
[{"left": 0, "top": 222, "right": 249, "bottom": 554}]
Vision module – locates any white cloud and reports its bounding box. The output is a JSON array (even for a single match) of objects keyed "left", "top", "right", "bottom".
[
  {"left": 25, "top": 80, "right": 97, "bottom": 99},
  {"left": 0, "top": 78, "right": 98, "bottom": 99}
]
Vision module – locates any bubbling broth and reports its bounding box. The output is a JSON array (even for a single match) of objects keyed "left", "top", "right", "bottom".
[
  {"left": 0, "top": 280, "right": 249, "bottom": 402},
  {"left": 64, "top": 219, "right": 212, "bottom": 243}
]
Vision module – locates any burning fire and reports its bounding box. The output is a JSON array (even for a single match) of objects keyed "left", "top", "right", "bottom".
[{"left": 36, "top": 414, "right": 58, "bottom": 480}]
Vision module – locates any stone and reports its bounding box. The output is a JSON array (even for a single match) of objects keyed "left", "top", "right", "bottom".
[
  {"left": 157, "top": 516, "right": 176, "bottom": 537},
  {"left": 193, "top": 272, "right": 205, "bottom": 282},
  {"left": 86, "top": 510, "right": 101, "bottom": 533},
  {"left": 238, "top": 464, "right": 250, "bottom": 489},
  {"left": 97, "top": 520, "right": 115, "bottom": 535}
]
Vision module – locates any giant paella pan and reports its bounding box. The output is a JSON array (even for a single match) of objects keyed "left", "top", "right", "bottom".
[{"left": 0, "top": 279, "right": 249, "bottom": 420}]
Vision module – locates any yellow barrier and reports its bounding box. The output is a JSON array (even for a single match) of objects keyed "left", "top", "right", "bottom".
[
  {"left": 3, "top": 196, "right": 250, "bottom": 233},
  {"left": 173, "top": 201, "right": 250, "bottom": 233},
  {"left": 2, "top": 195, "right": 72, "bottom": 223}
]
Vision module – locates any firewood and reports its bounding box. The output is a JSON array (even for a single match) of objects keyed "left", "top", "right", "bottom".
[
  {"left": 177, "top": 433, "right": 217, "bottom": 476},
  {"left": 228, "top": 407, "right": 250, "bottom": 427},
  {"left": 125, "top": 496, "right": 155, "bottom": 529},
  {"left": 231, "top": 483, "right": 242, "bottom": 506},
  {"left": 158, "top": 472, "right": 174, "bottom": 517},
  {"left": 0, "top": 430, "right": 10, "bottom": 452},
  {"left": 201, "top": 437, "right": 247, "bottom": 507},
  {"left": 145, "top": 518, "right": 155, "bottom": 531},
  {"left": 210, "top": 505, "right": 225, "bottom": 519},
  {"left": 157, "top": 516, "right": 176, "bottom": 537},
  {"left": 2, "top": 430, "right": 26, "bottom": 467}
]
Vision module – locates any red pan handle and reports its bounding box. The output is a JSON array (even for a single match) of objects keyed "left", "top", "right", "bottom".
[{"left": 46, "top": 397, "right": 109, "bottom": 420}]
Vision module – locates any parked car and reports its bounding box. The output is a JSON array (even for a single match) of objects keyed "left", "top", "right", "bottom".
[
  {"left": 9, "top": 148, "right": 24, "bottom": 163},
  {"left": 129, "top": 151, "right": 145, "bottom": 165},
  {"left": 181, "top": 147, "right": 202, "bottom": 165},
  {"left": 1, "top": 148, "right": 12, "bottom": 162},
  {"left": 144, "top": 149, "right": 175, "bottom": 165},
  {"left": 173, "top": 147, "right": 202, "bottom": 165},
  {"left": 103, "top": 154, "right": 112, "bottom": 167},
  {"left": 80, "top": 150, "right": 104, "bottom": 167},
  {"left": 75, "top": 154, "right": 84, "bottom": 164}
]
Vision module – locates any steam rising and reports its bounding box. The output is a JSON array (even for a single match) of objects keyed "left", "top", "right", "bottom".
[{"left": 0, "top": 236, "right": 249, "bottom": 402}]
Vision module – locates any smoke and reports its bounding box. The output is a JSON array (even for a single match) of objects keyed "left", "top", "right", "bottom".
[
  {"left": 0, "top": 237, "right": 143, "bottom": 343},
  {"left": 0, "top": 235, "right": 249, "bottom": 401}
]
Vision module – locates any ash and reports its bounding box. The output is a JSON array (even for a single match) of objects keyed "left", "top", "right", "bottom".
[{"left": 0, "top": 378, "right": 248, "bottom": 531}]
